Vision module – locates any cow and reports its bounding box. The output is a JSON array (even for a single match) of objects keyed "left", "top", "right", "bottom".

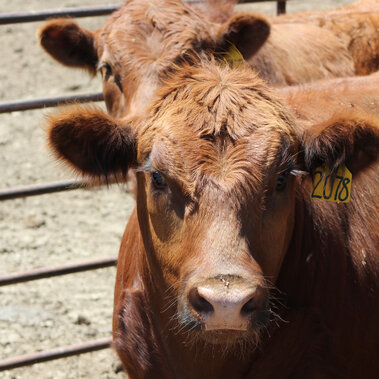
[
  {"left": 277, "top": 71, "right": 379, "bottom": 124},
  {"left": 46, "top": 56, "right": 379, "bottom": 378},
  {"left": 273, "top": 0, "right": 379, "bottom": 75},
  {"left": 38, "top": 0, "right": 355, "bottom": 120}
]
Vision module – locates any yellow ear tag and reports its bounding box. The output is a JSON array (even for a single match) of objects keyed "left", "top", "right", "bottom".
[
  {"left": 310, "top": 164, "right": 352, "bottom": 203},
  {"left": 224, "top": 44, "right": 244, "bottom": 67}
]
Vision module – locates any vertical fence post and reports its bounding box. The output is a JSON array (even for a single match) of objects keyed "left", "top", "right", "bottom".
[{"left": 277, "top": 1, "right": 286, "bottom": 15}]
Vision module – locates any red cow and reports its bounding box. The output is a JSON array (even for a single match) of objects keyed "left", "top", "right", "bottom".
[
  {"left": 46, "top": 57, "right": 379, "bottom": 378},
  {"left": 277, "top": 71, "right": 379, "bottom": 124},
  {"left": 39, "top": 0, "right": 355, "bottom": 120}
]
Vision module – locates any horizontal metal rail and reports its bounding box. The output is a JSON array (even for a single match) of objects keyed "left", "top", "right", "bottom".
[
  {"left": 0, "top": 5, "right": 121, "bottom": 24},
  {"left": 0, "top": 257, "right": 117, "bottom": 286},
  {"left": 0, "top": 338, "right": 112, "bottom": 371},
  {"left": 0, "top": 1, "right": 287, "bottom": 24},
  {"left": 0, "top": 93, "right": 104, "bottom": 113},
  {"left": 0, "top": 179, "right": 84, "bottom": 201}
]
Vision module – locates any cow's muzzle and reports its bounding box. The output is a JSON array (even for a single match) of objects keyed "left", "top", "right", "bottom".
[{"left": 184, "top": 275, "right": 268, "bottom": 332}]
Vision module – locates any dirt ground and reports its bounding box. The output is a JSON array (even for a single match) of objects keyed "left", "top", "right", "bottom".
[{"left": 0, "top": 1, "right": 354, "bottom": 378}]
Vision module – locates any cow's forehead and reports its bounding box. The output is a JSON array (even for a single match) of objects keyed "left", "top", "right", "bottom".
[
  {"left": 98, "top": 0, "right": 214, "bottom": 69},
  {"left": 141, "top": 61, "right": 296, "bottom": 144},
  {"left": 137, "top": 61, "right": 298, "bottom": 196}
]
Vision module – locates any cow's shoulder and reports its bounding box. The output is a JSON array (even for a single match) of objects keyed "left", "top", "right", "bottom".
[{"left": 114, "top": 287, "right": 174, "bottom": 379}]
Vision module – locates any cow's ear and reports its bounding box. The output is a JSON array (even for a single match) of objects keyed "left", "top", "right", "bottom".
[
  {"left": 301, "top": 112, "right": 379, "bottom": 175},
  {"left": 38, "top": 20, "right": 98, "bottom": 75},
  {"left": 47, "top": 106, "right": 137, "bottom": 180},
  {"left": 215, "top": 13, "right": 270, "bottom": 60}
]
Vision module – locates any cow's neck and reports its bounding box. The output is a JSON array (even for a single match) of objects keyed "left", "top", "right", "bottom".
[
  {"left": 275, "top": 181, "right": 374, "bottom": 330},
  {"left": 276, "top": 185, "right": 348, "bottom": 311}
]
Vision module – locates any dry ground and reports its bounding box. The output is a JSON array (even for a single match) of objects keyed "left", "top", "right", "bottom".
[{"left": 0, "top": 1, "right": 354, "bottom": 378}]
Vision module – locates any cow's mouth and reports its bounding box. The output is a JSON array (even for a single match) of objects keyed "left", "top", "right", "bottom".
[
  {"left": 177, "top": 326, "right": 266, "bottom": 351},
  {"left": 177, "top": 303, "right": 270, "bottom": 346},
  {"left": 202, "top": 307, "right": 269, "bottom": 343},
  {"left": 201, "top": 329, "right": 254, "bottom": 344}
]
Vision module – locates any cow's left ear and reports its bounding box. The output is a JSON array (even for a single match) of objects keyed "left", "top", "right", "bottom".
[
  {"left": 215, "top": 13, "right": 270, "bottom": 60},
  {"left": 47, "top": 106, "right": 137, "bottom": 181},
  {"left": 39, "top": 19, "right": 98, "bottom": 75},
  {"left": 301, "top": 112, "right": 379, "bottom": 175}
]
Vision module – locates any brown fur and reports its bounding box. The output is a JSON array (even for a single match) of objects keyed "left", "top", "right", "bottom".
[
  {"left": 39, "top": 0, "right": 355, "bottom": 120},
  {"left": 248, "top": 22, "right": 353, "bottom": 85},
  {"left": 277, "top": 72, "right": 379, "bottom": 124},
  {"left": 46, "top": 59, "right": 379, "bottom": 378},
  {"left": 47, "top": 106, "right": 137, "bottom": 180}
]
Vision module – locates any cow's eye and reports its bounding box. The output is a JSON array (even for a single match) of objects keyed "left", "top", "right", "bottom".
[
  {"left": 276, "top": 173, "right": 287, "bottom": 191},
  {"left": 101, "top": 63, "right": 113, "bottom": 80},
  {"left": 151, "top": 171, "right": 167, "bottom": 190}
]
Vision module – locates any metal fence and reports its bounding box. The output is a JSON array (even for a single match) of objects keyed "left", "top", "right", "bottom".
[{"left": 0, "top": 0, "right": 288, "bottom": 372}]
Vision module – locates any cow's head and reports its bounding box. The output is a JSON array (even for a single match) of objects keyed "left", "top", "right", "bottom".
[
  {"left": 47, "top": 60, "right": 379, "bottom": 346},
  {"left": 39, "top": 0, "right": 270, "bottom": 119}
]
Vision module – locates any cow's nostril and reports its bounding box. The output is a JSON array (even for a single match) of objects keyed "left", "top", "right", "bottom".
[
  {"left": 241, "top": 297, "right": 257, "bottom": 316},
  {"left": 188, "top": 288, "right": 214, "bottom": 315}
]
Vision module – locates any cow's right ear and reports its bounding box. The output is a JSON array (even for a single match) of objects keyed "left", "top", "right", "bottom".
[
  {"left": 47, "top": 106, "right": 137, "bottom": 180},
  {"left": 38, "top": 20, "right": 98, "bottom": 75}
]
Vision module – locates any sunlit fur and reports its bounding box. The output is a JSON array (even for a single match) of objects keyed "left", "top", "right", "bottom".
[
  {"left": 138, "top": 58, "right": 298, "bottom": 197},
  {"left": 277, "top": 71, "right": 379, "bottom": 125}
]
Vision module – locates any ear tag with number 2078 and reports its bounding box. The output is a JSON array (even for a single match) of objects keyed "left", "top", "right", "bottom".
[{"left": 310, "top": 164, "right": 352, "bottom": 203}]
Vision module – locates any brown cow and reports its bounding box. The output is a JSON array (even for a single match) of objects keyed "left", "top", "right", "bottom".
[
  {"left": 273, "top": 0, "right": 379, "bottom": 75},
  {"left": 277, "top": 71, "right": 379, "bottom": 124},
  {"left": 46, "top": 57, "right": 379, "bottom": 378},
  {"left": 39, "top": 0, "right": 354, "bottom": 119}
]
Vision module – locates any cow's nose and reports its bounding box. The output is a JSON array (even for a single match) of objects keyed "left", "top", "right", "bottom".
[{"left": 188, "top": 284, "right": 264, "bottom": 331}]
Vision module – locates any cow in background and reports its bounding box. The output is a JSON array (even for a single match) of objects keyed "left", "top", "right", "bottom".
[
  {"left": 39, "top": 0, "right": 355, "bottom": 120},
  {"left": 46, "top": 56, "right": 379, "bottom": 378},
  {"left": 193, "top": 0, "right": 379, "bottom": 77},
  {"left": 277, "top": 71, "right": 379, "bottom": 124}
]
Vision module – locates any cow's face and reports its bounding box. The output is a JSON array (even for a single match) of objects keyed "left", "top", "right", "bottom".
[
  {"left": 133, "top": 63, "right": 299, "bottom": 343},
  {"left": 47, "top": 61, "right": 379, "bottom": 345},
  {"left": 39, "top": 0, "right": 270, "bottom": 119},
  {"left": 47, "top": 62, "right": 298, "bottom": 344}
]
